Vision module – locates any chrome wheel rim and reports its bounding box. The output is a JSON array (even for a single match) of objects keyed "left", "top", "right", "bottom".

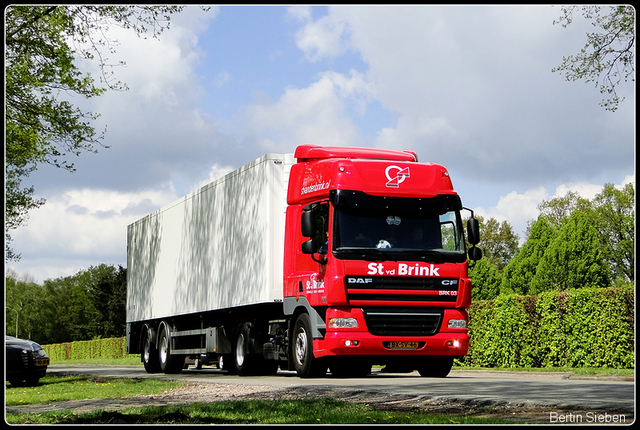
[
  {"left": 236, "top": 333, "right": 245, "bottom": 367},
  {"left": 295, "top": 329, "right": 307, "bottom": 366}
]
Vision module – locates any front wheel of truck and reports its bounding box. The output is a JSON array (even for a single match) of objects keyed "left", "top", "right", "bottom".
[{"left": 292, "top": 313, "right": 327, "bottom": 378}]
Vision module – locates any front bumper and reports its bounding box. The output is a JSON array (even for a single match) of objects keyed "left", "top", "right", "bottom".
[{"left": 314, "top": 307, "right": 469, "bottom": 358}]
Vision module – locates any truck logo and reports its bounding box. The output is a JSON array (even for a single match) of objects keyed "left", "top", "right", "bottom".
[
  {"left": 367, "top": 262, "right": 441, "bottom": 277},
  {"left": 348, "top": 277, "right": 374, "bottom": 284},
  {"left": 385, "top": 166, "right": 410, "bottom": 188}
]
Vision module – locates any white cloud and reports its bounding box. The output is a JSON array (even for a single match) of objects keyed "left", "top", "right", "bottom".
[
  {"left": 242, "top": 70, "right": 371, "bottom": 153},
  {"left": 294, "top": 13, "right": 350, "bottom": 62},
  {"left": 7, "top": 186, "right": 179, "bottom": 283},
  {"left": 31, "top": 7, "right": 234, "bottom": 195},
  {"left": 190, "top": 164, "right": 236, "bottom": 192},
  {"left": 212, "top": 71, "right": 231, "bottom": 88},
  {"left": 286, "top": 5, "right": 313, "bottom": 23},
  {"left": 474, "top": 175, "right": 635, "bottom": 243},
  {"left": 291, "top": 6, "right": 634, "bottom": 188},
  {"left": 474, "top": 187, "right": 548, "bottom": 242}
]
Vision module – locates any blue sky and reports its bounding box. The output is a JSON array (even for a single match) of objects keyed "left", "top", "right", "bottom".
[{"left": 7, "top": 5, "right": 635, "bottom": 283}]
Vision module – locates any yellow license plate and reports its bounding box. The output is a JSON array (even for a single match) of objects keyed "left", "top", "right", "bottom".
[
  {"left": 389, "top": 341, "right": 419, "bottom": 349},
  {"left": 35, "top": 358, "right": 50, "bottom": 366}
]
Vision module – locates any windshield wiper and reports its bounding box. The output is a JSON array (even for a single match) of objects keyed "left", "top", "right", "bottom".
[
  {"left": 363, "top": 249, "right": 398, "bottom": 262},
  {"left": 396, "top": 250, "right": 460, "bottom": 264},
  {"left": 335, "top": 248, "right": 398, "bottom": 262}
]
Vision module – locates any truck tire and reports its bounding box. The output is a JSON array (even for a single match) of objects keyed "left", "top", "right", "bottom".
[
  {"left": 142, "top": 330, "right": 161, "bottom": 373},
  {"left": 158, "top": 325, "right": 185, "bottom": 374},
  {"left": 220, "top": 354, "right": 237, "bottom": 374},
  {"left": 292, "top": 313, "right": 327, "bottom": 378},
  {"left": 234, "top": 324, "right": 256, "bottom": 376},
  {"left": 417, "top": 356, "right": 453, "bottom": 378}
]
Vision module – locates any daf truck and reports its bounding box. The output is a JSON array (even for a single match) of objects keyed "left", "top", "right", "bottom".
[{"left": 126, "top": 144, "right": 482, "bottom": 378}]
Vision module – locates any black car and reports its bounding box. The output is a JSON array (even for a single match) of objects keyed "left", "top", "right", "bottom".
[{"left": 5, "top": 336, "right": 50, "bottom": 387}]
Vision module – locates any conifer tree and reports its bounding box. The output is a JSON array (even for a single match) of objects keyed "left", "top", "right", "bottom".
[
  {"left": 501, "top": 217, "right": 557, "bottom": 295},
  {"left": 530, "top": 211, "right": 611, "bottom": 294}
]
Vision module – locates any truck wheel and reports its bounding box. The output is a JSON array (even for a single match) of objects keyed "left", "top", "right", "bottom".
[
  {"left": 235, "top": 323, "right": 260, "bottom": 376},
  {"left": 158, "top": 325, "right": 184, "bottom": 374},
  {"left": 220, "top": 354, "right": 237, "bottom": 374},
  {"left": 142, "top": 331, "right": 161, "bottom": 373},
  {"left": 292, "top": 313, "right": 327, "bottom": 378},
  {"left": 417, "top": 357, "right": 453, "bottom": 378}
]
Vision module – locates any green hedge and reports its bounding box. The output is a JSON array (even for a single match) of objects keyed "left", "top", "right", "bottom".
[
  {"left": 465, "top": 285, "right": 635, "bottom": 369},
  {"left": 43, "top": 337, "right": 127, "bottom": 361},
  {"left": 42, "top": 286, "right": 634, "bottom": 369}
]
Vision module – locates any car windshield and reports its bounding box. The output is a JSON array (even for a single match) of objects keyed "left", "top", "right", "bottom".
[{"left": 330, "top": 191, "right": 466, "bottom": 262}]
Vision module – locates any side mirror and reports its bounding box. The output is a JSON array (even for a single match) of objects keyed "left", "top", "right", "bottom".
[
  {"left": 467, "top": 218, "right": 480, "bottom": 246},
  {"left": 301, "top": 211, "right": 314, "bottom": 238},
  {"left": 301, "top": 239, "right": 316, "bottom": 254},
  {"left": 302, "top": 239, "right": 327, "bottom": 264},
  {"left": 468, "top": 246, "right": 483, "bottom": 261}
]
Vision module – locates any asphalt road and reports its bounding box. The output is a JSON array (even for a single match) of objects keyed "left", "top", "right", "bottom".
[{"left": 47, "top": 364, "right": 635, "bottom": 413}]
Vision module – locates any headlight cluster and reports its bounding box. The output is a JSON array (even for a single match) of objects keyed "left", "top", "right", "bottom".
[
  {"left": 328, "top": 317, "right": 358, "bottom": 328},
  {"left": 447, "top": 319, "right": 467, "bottom": 329}
]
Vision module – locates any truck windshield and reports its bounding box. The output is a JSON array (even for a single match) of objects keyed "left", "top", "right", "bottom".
[{"left": 330, "top": 190, "right": 466, "bottom": 263}]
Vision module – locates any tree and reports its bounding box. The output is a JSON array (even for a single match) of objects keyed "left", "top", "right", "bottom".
[
  {"left": 5, "top": 270, "right": 46, "bottom": 341},
  {"left": 591, "top": 183, "right": 634, "bottom": 282},
  {"left": 5, "top": 5, "right": 202, "bottom": 261},
  {"left": 534, "top": 190, "right": 591, "bottom": 231},
  {"left": 5, "top": 264, "right": 128, "bottom": 344},
  {"left": 84, "top": 265, "right": 128, "bottom": 338},
  {"left": 469, "top": 258, "right": 502, "bottom": 301},
  {"left": 501, "top": 216, "right": 557, "bottom": 296},
  {"left": 530, "top": 210, "right": 611, "bottom": 294},
  {"left": 467, "top": 216, "right": 519, "bottom": 272},
  {"left": 40, "top": 274, "right": 98, "bottom": 343},
  {"left": 552, "top": 5, "right": 635, "bottom": 112}
]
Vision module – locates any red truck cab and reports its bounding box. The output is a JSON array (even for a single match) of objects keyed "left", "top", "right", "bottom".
[{"left": 283, "top": 145, "right": 481, "bottom": 377}]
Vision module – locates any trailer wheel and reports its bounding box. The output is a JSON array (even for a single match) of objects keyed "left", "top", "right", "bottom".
[
  {"left": 234, "top": 323, "right": 258, "bottom": 376},
  {"left": 142, "top": 330, "right": 161, "bottom": 373},
  {"left": 158, "top": 325, "right": 185, "bottom": 374},
  {"left": 292, "top": 313, "right": 327, "bottom": 378},
  {"left": 417, "top": 357, "right": 453, "bottom": 378}
]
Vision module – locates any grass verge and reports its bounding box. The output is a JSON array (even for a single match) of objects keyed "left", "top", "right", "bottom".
[
  {"left": 5, "top": 374, "right": 184, "bottom": 406},
  {"left": 5, "top": 375, "right": 515, "bottom": 424},
  {"left": 6, "top": 398, "right": 513, "bottom": 424},
  {"left": 456, "top": 365, "right": 634, "bottom": 378}
]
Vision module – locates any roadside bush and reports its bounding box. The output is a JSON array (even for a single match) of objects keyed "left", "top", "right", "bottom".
[
  {"left": 44, "top": 337, "right": 127, "bottom": 361},
  {"left": 466, "top": 285, "right": 634, "bottom": 369},
  {"left": 44, "top": 286, "right": 634, "bottom": 369}
]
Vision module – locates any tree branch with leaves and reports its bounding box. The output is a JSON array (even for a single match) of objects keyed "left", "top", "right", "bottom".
[
  {"left": 5, "top": 5, "right": 207, "bottom": 261},
  {"left": 552, "top": 5, "right": 635, "bottom": 112}
]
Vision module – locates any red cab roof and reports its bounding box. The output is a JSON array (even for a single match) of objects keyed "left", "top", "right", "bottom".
[{"left": 295, "top": 144, "right": 418, "bottom": 163}]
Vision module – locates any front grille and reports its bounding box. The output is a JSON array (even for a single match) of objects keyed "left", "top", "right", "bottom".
[
  {"left": 362, "top": 307, "right": 443, "bottom": 336},
  {"left": 21, "top": 350, "right": 30, "bottom": 368},
  {"left": 346, "top": 276, "right": 459, "bottom": 305}
]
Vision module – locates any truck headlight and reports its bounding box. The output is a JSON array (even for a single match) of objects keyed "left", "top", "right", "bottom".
[
  {"left": 447, "top": 319, "right": 467, "bottom": 329},
  {"left": 328, "top": 318, "right": 358, "bottom": 328}
]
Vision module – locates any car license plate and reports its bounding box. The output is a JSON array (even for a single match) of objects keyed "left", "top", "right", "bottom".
[
  {"left": 35, "top": 358, "right": 49, "bottom": 366},
  {"left": 389, "top": 341, "right": 419, "bottom": 349}
]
